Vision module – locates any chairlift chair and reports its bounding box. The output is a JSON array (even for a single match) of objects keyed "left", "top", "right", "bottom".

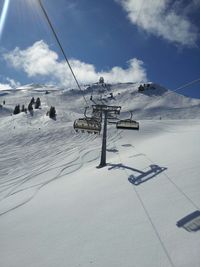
[
  {"left": 74, "top": 118, "right": 101, "bottom": 134},
  {"left": 73, "top": 107, "right": 102, "bottom": 134},
  {"left": 116, "top": 111, "right": 139, "bottom": 130}
]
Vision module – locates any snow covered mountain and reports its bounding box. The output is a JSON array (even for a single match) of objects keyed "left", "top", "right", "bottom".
[
  {"left": 0, "top": 82, "right": 200, "bottom": 267},
  {"left": 1, "top": 82, "right": 200, "bottom": 121},
  {"left": 88, "top": 82, "right": 200, "bottom": 119}
]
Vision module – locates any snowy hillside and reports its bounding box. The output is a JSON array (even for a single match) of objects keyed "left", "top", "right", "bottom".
[
  {"left": 0, "top": 83, "right": 200, "bottom": 267},
  {"left": 67, "top": 82, "right": 200, "bottom": 119}
]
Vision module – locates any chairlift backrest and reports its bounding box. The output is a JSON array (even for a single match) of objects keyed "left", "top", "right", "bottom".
[
  {"left": 74, "top": 117, "right": 101, "bottom": 134},
  {"left": 116, "top": 119, "right": 139, "bottom": 130},
  {"left": 116, "top": 111, "right": 139, "bottom": 130}
]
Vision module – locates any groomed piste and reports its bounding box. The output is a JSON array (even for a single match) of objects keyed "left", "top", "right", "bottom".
[{"left": 0, "top": 83, "right": 200, "bottom": 267}]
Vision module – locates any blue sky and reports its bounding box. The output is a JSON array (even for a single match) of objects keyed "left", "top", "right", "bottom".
[{"left": 0, "top": 0, "right": 200, "bottom": 98}]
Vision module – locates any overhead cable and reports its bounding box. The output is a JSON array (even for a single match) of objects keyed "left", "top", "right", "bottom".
[
  {"left": 173, "top": 77, "right": 200, "bottom": 93},
  {"left": 38, "top": 0, "right": 88, "bottom": 106}
]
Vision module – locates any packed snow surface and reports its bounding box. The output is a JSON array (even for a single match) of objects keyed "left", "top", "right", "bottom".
[{"left": 0, "top": 83, "right": 200, "bottom": 267}]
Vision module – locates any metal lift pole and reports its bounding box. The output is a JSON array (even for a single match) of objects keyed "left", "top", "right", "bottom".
[
  {"left": 93, "top": 104, "right": 121, "bottom": 168},
  {"left": 98, "top": 110, "right": 108, "bottom": 168}
]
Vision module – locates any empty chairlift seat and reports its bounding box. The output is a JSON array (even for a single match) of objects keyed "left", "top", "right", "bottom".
[
  {"left": 116, "top": 119, "right": 139, "bottom": 130},
  {"left": 74, "top": 118, "right": 101, "bottom": 134}
]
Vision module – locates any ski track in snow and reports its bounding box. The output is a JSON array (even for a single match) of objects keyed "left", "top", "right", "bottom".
[
  {"left": 0, "top": 120, "right": 121, "bottom": 216},
  {"left": 0, "top": 139, "right": 93, "bottom": 215}
]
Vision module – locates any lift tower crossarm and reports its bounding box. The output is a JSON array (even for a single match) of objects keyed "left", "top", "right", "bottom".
[{"left": 92, "top": 105, "right": 121, "bottom": 114}]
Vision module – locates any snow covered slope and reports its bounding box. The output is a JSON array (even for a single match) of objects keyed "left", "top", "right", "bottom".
[
  {"left": 69, "top": 82, "right": 200, "bottom": 119},
  {"left": 0, "top": 83, "right": 200, "bottom": 267},
  {"left": 1, "top": 82, "right": 200, "bottom": 121}
]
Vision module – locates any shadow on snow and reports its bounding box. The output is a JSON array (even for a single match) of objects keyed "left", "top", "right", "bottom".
[
  {"left": 107, "top": 148, "right": 119, "bottom": 153},
  {"left": 108, "top": 163, "right": 167, "bottom": 185},
  {"left": 177, "top": 210, "right": 200, "bottom": 232}
]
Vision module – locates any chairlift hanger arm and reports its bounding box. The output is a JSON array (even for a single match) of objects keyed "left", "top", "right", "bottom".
[
  {"left": 130, "top": 111, "right": 133, "bottom": 120},
  {"left": 84, "top": 106, "right": 90, "bottom": 118}
]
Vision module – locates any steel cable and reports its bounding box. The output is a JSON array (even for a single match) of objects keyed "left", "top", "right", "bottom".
[{"left": 38, "top": 0, "right": 88, "bottom": 106}]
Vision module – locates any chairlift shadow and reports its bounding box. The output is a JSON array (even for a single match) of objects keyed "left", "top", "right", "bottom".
[
  {"left": 176, "top": 210, "right": 200, "bottom": 232},
  {"left": 108, "top": 163, "right": 167, "bottom": 185},
  {"left": 107, "top": 148, "right": 119, "bottom": 153},
  {"left": 122, "top": 144, "right": 133, "bottom": 147},
  {"left": 128, "top": 165, "right": 167, "bottom": 185},
  {"left": 108, "top": 163, "right": 144, "bottom": 174}
]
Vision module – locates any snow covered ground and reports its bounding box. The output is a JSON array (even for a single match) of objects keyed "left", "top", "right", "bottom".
[{"left": 0, "top": 83, "right": 200, "bottom": 267}]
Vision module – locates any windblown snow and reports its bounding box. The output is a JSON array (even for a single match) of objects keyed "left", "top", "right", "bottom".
[{"left": 0, "top": 82, "right": 200, "bottom": 267}]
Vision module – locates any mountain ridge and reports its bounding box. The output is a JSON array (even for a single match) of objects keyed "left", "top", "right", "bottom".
[{"left": 0, "top": 82, "right": 200, "bottom": 121}]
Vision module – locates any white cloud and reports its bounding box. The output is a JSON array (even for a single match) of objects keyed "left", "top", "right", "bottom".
[
  {"left": 117, "top": 0, "right": 199, "bottom": 46},
  {"left": 0, "top": 82, "right": 11, "bottom": 90},
  {"left": 0, "top": 78, "right": 20, "bottom": 91},
  {"left": 4, "top": 40, "right": 147, "bottom": 87},
  {"left": 4, "top": 41, "right": 58, "bottom": 77},
  {"left": 6, "top": 77, "right": 21, "bottom": 88}
]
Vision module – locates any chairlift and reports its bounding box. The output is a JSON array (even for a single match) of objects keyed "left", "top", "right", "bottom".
[
  {"left": 116, "top": 111, "right": 139, "bottom": 130},
  {"left": 92, "top": 108, "right": 102, "bottom": 122},
  {"left": 74, "top": 107, "right": 102, "bottom": 134}
]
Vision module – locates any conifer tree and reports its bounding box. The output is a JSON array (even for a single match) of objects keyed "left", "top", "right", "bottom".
[
  {"left": 49, "top": 106, "right": 56, "bottom": 119},
  {"left": 13, "top": 105, "right": 20, "bottom": 115},
  {"left": 35, "top": 97, "right": 41, "bottom": 109},
  {"left": 30, "top": 97, "right": 35, "bottom": 105},
  {"left": 28, "top": 102, "right": 33, "bottom": 111},
  {"left": 21, "top": 104, "right": 25, "bottom": 112}
]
